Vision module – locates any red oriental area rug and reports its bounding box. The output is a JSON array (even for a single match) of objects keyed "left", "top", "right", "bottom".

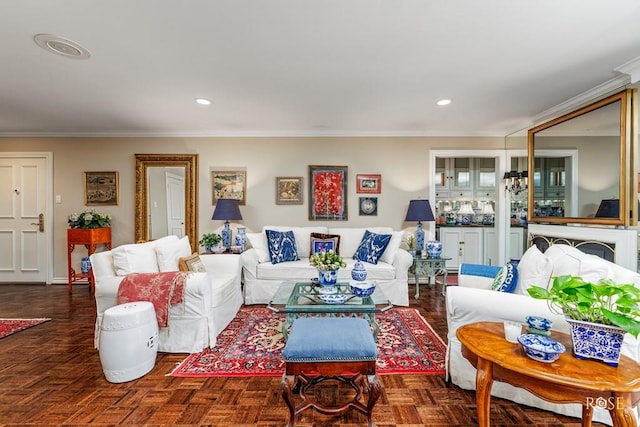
[
  {"left": 170, "top": 307, "right": 446, "bottom": 377},
  {"left": 0, "top": 318, "right": 50, "bottom": 339}
]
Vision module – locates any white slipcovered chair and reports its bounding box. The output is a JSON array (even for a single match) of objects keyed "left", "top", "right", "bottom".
[{"left": 90, "top": 235, "right": 243, "bottom": 353}]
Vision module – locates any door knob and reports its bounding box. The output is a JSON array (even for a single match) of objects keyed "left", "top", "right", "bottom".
[{"left": 30, "top": 213, "right": 44, "bottom": 232}]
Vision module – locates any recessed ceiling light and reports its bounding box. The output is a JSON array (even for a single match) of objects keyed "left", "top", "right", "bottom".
[
  {"left": 33, "top": 33, "right": 91, "bottom": 60},
  {"left": 437, "top": 99, "right": 452, "bottom": 106},
  {"left": 195, "top": 98, "right": 211, "bottom": 105}
]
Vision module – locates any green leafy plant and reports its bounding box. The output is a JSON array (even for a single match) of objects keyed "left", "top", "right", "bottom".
[
  {"left": 199, "top": 232, "right": 222, "bottom": 248},
  {"left": 310, "top": 249, "right": 346, "bottom": 271},
  {"left": 67, "top": 209, "right": 112, "bottom": 229},
  {"left": 527, "top": 275, "right": 640, "bottom": 337},
  {"left": 406, "top": 234, "right": 416, "bottom": 250}
]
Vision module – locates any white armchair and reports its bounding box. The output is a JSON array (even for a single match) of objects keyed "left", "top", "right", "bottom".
[{"left": 91, "top": 235, "right": 242, "bottom": 353}]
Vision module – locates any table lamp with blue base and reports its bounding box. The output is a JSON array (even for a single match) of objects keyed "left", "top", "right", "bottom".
[
  {"left": 212, "top": 199, "right": 243, "bottom": 250},
  {"left": 405, "top": 199, "right": 435, "bottom": 256}
]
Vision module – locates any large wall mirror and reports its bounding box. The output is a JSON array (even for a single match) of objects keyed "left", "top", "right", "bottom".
[
  {"left": 528, "top": 89, "right": 633, "bottom": 226},
  {"left": 134, "top": 154, "right": 198, "bottom": 252}
]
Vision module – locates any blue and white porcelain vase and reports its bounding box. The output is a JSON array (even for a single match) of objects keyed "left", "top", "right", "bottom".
[
  {"left": 426, "top": 240, "right": 442, "bottom": 258},
  {"left": 81, "top": 256, "right": 91, "bottom": 274},
  {"left": 235, "top": 226, "right": 247, "bottom": 251},
  {"left": 351, "top": 260, "right": 367, "bottom": 282},
  {"left": 318, "top": 268, "right": 338, "bottom": 287}
]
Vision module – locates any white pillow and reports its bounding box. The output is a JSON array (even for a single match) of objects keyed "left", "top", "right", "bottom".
[
  {"left": 112, "top": 241, "right": 159, "bottom": 276},
  {"left": 156, "top": 235, "right": 192, "bottom": 272},
  {"left": 380, "top": 231, "right": 405, "bottom": 265},
  {"left": 246, "top": 232, "right": 269, "bottom": 263},
  {"left": 545, "top": 244, "right": 613, "bottom": 283},
  {"left": 515, "top": 245, "right": 553, "bottom": 295}
]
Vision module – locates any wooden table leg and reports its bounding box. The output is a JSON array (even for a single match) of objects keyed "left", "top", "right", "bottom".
[
  {"left": 609, "top": 406, "right": 637, "bottom": 427},
  {"left": 475, "top": 357, "right": 493, "bottom": 427},
  {"left": 581, "top": 404, "right": 593, "bottom": 427},
  {"left": 281, "top": 374, "right": 296, "bottom": 427}
]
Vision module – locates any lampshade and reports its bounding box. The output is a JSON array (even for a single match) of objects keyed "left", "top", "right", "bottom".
[
  {"left": 212, "top": 199, "right": 243, "bottom": 221},
  {"left": 458, "top": 203, "right": 475, "bottom": 215},
  {"left": 595, "top": 199, "right": 620, "bottom": 218},
  {"left": 481, "top": 202, "right": 495, "bottom": 215},
  {"left": 404, "top": 199, "right": 435, "bottom": 222}
]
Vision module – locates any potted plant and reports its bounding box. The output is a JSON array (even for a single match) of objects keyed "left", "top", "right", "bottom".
[
  {"left": 527, "top": 275, "right": 640, "bottom": 365},
  {"left": 406, "top": 234, "right": 416, "bottom": 257},
  {"left": 68, "top": 209, "right": 112, "bottom": 229},
  {"left": 199, "top": 232, "right": 222, "bottom": 253},
  {"left": 310, "top": 250, "right": 346, "bottom": 286}
]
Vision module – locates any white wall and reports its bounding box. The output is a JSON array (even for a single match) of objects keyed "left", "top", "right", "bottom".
[{"left": 0, "top": 135, "right": 503, "bottom": 279}]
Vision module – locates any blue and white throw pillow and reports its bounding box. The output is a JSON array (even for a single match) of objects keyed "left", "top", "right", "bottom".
[
  {"left": 491, "top": 260, "right": 519, "bottom": 293},
  {"left": 265, "top": 230, "right": 299, "bottom": 264},
  {"left": 353, "top": 230, "right": 392, "bottom": 265}
]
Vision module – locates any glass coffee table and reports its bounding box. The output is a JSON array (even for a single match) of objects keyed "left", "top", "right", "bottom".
[{"left": 267, "top": 281, "right": 393, "bottom": 340}]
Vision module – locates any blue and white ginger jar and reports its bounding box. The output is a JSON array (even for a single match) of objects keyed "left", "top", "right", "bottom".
[
  {"left": 351, "top": 260, "right": 367, "bottom": 281},
  {"left": 426, "top": 240, "right": 443, "bottom": 258}
]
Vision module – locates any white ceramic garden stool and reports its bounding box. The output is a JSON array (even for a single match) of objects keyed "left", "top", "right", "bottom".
[{"left": 99, "top": 301, "right": 158, "bottom": 383}]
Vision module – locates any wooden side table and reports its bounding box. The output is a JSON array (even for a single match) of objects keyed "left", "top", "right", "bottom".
[
  {"left": 67, "top": 227, "right": 112, "bottom": 293},
  {"left": 456, "top": 322, "right": 640, "bottom": 427},
  {"left": 411, "top": 256, "right": 451, "bottom": 298}
]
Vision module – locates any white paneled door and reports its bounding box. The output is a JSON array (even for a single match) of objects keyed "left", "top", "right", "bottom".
[{"left": 0, "top": 155, "right": 50, "bottom": 283}]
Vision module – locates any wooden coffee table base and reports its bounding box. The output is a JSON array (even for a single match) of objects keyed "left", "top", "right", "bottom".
[{"left": 457, "top": 322, "right": 640, "bottom": 427}]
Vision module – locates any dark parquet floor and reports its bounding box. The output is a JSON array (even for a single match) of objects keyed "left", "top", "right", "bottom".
[{"left": 0, "top": 282, "right": 599, "bottom": 426}]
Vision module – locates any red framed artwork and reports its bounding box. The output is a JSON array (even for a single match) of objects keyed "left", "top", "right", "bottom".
[
  {"left": 308, "top": 165, "right": 348, "bottom": 220},
  {"left": 356, "top": 174, "right": 381, "bottom": 194}
]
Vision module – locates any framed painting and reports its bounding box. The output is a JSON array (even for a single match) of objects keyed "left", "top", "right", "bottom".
[
  {"left": 276, "top": 176, "right": 303, "bottom": 204},
  {"left": 84, "top": 171, "right": 119, "bottom": 206},
  {"left": 359, "top": 197, "right": 378, "bottom": 216},
  {"left": 308, "top": 165, "right": 348, "bottom": 221},
  {"left": 356, "top": 174, "right": 381, "bottom": 193},
  {"left": 211, "top": 169, "right": 247, "bottom": 205}
]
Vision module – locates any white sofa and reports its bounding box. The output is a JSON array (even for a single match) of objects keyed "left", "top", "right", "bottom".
[
  {"left": 241, "top": 226, "right": 413, "bottom": 306},
  {"left": 90, "top": 235, "right": 243, "bottom": 353},
  {"left": 446, "top": 243, "right": 640, "bottom": 425}
]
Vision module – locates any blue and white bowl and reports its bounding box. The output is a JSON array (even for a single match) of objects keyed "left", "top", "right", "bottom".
[
  {"left": 349, "top": 280, "right": 376, "bottom": 298},
  {"left": 319, "top": 294, "right": 348, "bottom": 304},
  {"left": 517, "top": 334, "right": 566, "bottom": 363},
  {"left": 526, "top": 316, "right": 552, "bottom": 332}
]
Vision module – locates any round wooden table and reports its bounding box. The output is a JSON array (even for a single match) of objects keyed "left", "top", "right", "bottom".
[{"left": 456, "top": 322, "right": 640, "bottom": 427}]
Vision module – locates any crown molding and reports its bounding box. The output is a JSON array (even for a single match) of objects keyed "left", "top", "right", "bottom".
[
  {"left": 532, "top": 74, "right": 630, "bottom": 125},
  {"left": 615, "top": 56, "right": 640, "bottom": 83}
]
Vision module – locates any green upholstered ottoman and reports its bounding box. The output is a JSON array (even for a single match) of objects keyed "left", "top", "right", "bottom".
[{"left": 281, "top": 317, "right": 381, "bottom": 427}]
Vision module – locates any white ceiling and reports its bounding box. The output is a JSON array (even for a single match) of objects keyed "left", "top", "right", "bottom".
[{"left": 1, "top": 0, "right": 640, "bottom": 137}]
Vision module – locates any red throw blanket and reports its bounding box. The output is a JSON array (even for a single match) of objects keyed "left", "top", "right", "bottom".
[{"left": 116, "top": 271, "right": 189, "bottom": 327}]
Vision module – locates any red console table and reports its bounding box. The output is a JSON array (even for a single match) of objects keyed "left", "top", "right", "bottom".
[{"left": 67, "top": 227, "right": 112, "bottom": 293}]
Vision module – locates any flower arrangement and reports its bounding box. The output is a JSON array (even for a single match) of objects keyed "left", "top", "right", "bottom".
[
  {"left": 67, "top": 209, "right": 112, "bottom": 229},
  {"left": 310, "top": 249, "right": 346, "bottom": 271}
]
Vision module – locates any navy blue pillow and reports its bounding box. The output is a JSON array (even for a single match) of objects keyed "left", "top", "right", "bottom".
[
  {"left": 265, "top": 230, "right": 299, "bottom": 264},
  {"left": 491, "top": 259, "right": 519, "bottom": 293},
  {"left": 353, "top": 230, "right": 392, "bottom": 265}
]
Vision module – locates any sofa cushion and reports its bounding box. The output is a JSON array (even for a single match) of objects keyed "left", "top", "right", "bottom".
[
  {"left": 515, "top": 245, "right": 553, "bottom": 295},
  {"left": 353, "top": 230, "right": 392, "bottom": 265},
  {"left": 266, "top": 229, "right": 300, "bottom": 264},
  {"left": 111, "top": 241, "right": 159, "bottom": 276},
  {"left": 156, "top": 235, "right": 192, "bottom": 272},
  {"left": 380, "top": 230, "right": 404, "bottom": 265},
  {"left": 263, "top": 226, "right": 328, "bottom": 258},
  {"left": 246, "top": 232, "right": 269, "bottom": 263},
  {"left": 310, "top": 232, "right": 341, "bottom": 254},
  {"left": 178, "top": 253, "right": 207, "bottom": 272},
  {"left": 491, "top": 260, "right": 518, "bottom": 293},
  {"left": 545, "top": 244, "right": 613, "bottom": 283}
]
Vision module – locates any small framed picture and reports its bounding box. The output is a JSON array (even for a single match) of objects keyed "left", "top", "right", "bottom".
[
  {"left": 211, "top": 169, "right": 247, "bottom": 205},
  {"left": 275, "top": 176, "right": 303, "bottom": 204},
  {"left": 356, "top": 174, "right": 381, "bottom": 194},
  {"left": 359, "top": 197, "right": 378, "bottom": 216},
  {"left": 84, "top": 171, "right": 119, "bottom": 206}
]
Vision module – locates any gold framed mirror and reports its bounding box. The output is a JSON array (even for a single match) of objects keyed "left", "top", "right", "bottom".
[
  {"left": 528, "top": 89, "right": 632, "bottom": 226},
  {"left": 134, "top": 154, "right": 198, "bottom": 252}
]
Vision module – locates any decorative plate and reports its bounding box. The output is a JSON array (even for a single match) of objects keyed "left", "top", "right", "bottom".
[{"left": 319, "top": 294, "right": 348, "bottom": 304}]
